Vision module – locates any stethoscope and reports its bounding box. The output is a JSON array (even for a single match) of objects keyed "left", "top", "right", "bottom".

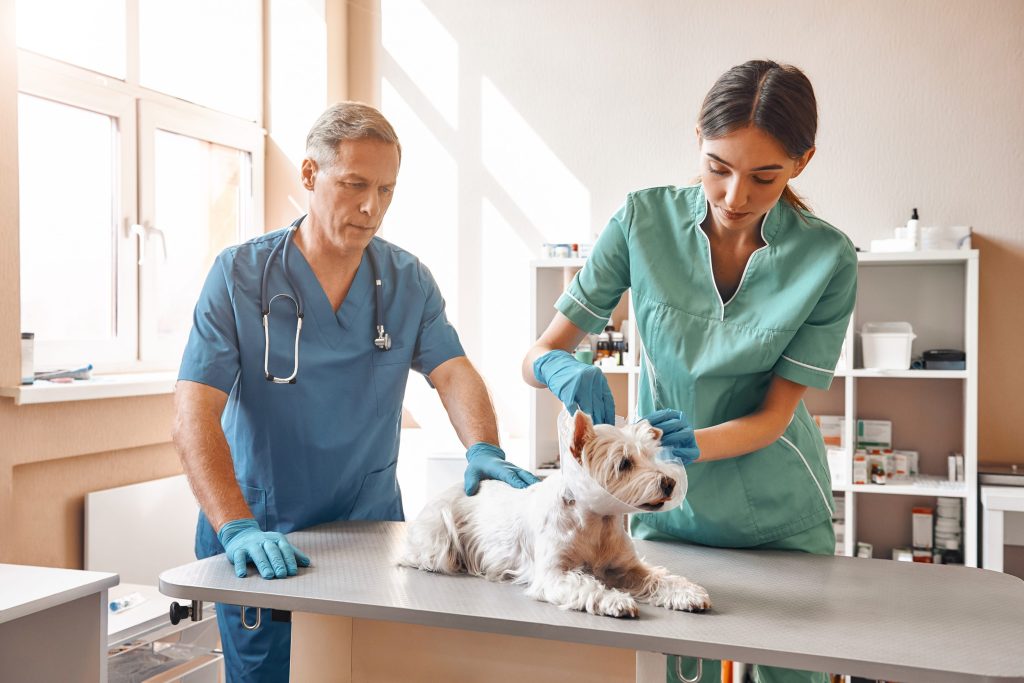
[{"left": 260, "top": 215, "right": 391, "bottom": 384}]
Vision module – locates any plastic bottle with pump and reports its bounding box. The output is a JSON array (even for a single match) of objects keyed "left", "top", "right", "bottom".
[{"left": 906, "top": 208, "right": 920, "bottom": 250}]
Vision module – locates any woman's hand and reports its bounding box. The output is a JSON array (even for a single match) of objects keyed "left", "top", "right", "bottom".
[
  {"left": 533, "top": 350, "right": 615, "bottom": 425},
  {"left": 643, "top": 408, "right": 700, "bottom": 465}
]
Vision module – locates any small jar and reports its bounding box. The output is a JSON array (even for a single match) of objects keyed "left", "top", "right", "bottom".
[
  {"left": 595, "top": 332, "right": 610, "bottom": 360},
  {"left": 573, "top": 343, "right": 594, "bottom": 365},
  {"left": 21, "top": 332, "right": 34, "bottom": 385}
]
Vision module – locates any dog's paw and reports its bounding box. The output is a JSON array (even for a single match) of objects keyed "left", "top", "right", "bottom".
[
  {"left": 653, "top": 576, "right": 711, "bottom": 613},
  {"left": 592, "top": 589, "right": 640, "bottom": 619}
]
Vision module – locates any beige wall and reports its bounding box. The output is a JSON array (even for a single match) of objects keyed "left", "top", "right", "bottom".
[{"left": 358, "top": 0, "right": 1022, "bottom": 459}]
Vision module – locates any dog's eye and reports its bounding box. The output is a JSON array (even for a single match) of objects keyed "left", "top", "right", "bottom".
[{"left": 618, "top": 458, "right": 633, "bottom": 472}]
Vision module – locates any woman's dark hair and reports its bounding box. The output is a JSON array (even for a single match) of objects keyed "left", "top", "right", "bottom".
[{"left": 698, "top": 60, "right": 817, "bottom": 212}]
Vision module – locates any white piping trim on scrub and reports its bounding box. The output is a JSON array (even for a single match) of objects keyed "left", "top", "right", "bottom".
[
  {"left": 780, "top": 435, "right": 834, "bottom": 515},
  {"left": 723, "top": 205, "right": 773, "bottom": 308},
  {"left": 641, "top": 344, "right": 659, "bottom": 409},
  {"left": 696, "top": 227, "right": 725, "bottom": 321},
  {"left": 781, "top": 354, "right": 832, "bottom": 374},
  {"left": 562, "top": 291, "right": 607, "bottom": 323}
]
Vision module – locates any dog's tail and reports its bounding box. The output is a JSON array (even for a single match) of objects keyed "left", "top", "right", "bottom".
[{"left": 398, "top": 493, "right": 468, "bottom": 574}]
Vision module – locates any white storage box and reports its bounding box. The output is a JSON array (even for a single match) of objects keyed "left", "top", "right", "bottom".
[{"left": 861, "top": 322, "right": 916, "bottom": 370}]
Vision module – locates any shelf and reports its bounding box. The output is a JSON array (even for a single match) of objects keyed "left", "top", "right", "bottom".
[
  {"left": 0, "top": 371, "right": 176, "bottom": 405},
  {"left": 531, "top": 257, "right": 587, "bottom": 268},
  {"left": 532, "top": 250, "right": 978, "bottom": 269},
  {"left": 856, "top": 249, "right": 977, "bottom": 266},
  {"left": 834, "top": 477, "right": 968, "bottom": 498},
  {"left": 600, "top": 365, "right": 639, "bottom": 374},
  {"left": 836, "top": 369, "right": 967, "bottom": 379}
]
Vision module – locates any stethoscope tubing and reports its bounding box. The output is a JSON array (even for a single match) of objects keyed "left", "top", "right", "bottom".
[{"left": 261, "top": 215, "right": 389, "bottom": 384}]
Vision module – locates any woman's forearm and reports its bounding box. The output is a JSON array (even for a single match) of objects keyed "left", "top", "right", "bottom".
[
  {"left": 693, "top": 410, "right": 791, "bottom": 462},
  {"left": 691, "top": 374, "right": 808, "bottom": 462}
]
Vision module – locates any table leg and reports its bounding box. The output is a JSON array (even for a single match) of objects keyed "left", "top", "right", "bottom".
[
  {"left": 636, "top": 651, "right": 667, "bottom": 683},
  {"left": 983, "top": 507, "right": 1004, "bottom": 572}
]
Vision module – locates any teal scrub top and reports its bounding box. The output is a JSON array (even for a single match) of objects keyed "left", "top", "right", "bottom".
[
  {"left": 555, "top": 185, "right": 857, "bottom": 547},
  {"left": 179, "top": 226, "right": 464, "bottom": 559}
]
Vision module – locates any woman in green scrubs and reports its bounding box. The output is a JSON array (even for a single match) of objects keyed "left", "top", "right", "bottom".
[{"left": 524, "top": 60, "right": 856, "bottom": 683}]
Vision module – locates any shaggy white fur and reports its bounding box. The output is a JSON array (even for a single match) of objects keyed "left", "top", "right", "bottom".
[{"left": 399, "top": 411, "right": 711, "bottom": 618}]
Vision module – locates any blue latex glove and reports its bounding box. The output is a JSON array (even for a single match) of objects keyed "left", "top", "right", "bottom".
[
  {"left": 644, "top": 408, "right": 701, "bottom": 465},
  {"left": 464, "top": 442, "right": 541, "bottom": 496},
  {"left": 532, "top": 349, "right": 615, "bottom": 425},
  {"left": 217, "top": 518, "right": 312, "bottom": 579}
]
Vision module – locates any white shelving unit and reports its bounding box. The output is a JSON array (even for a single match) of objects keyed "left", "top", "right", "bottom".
[
  {"left": 529, "top": 258, "right": 641, "bottom": 471},
  {"left": 530, "top": 250, "right": 979, "bottom": 566},
  {"left": 827, "top": 249, "right": 979, "bottom": 566}
]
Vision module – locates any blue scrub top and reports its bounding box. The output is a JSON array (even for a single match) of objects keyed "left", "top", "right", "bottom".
[{"left": 179, "top": 225, "right": 464, "bottom": 558}]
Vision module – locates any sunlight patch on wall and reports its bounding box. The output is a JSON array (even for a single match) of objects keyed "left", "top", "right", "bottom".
[
  {"left": 480, "top": 76, "right": 590, "bottom": 244},
  {"left": 381, "top": 0, "right": 459, "bottom": 129},
  {"left": 380, "top": 79, "right": 459, "bottom": 326},
  {"left": 268, "top": 0, "right": 328, "bottom": 165},
  {"left": 479, "top": 198, "right": 532, "bottom": 442}
]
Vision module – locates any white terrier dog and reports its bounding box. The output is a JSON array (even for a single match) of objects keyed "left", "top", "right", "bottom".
[{"left": 400, "top": 411, "right": 711, "bottom": 618}]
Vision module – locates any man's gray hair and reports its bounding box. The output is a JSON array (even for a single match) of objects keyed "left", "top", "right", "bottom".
[{"left": 305, "top": 102, "right": 401, "bottom": 169}]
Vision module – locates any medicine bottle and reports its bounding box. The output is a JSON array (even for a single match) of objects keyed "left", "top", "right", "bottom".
[
  {"left": 595, "top": 332, "right": 611, "bottom": 360},
  {"left": 20, "top": 332, "right": 34, "bottom": 385}
]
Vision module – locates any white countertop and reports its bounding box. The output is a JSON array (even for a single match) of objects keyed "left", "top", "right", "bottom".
[{"left": 0, "top": 563, "right": 118, "bottom": 624}]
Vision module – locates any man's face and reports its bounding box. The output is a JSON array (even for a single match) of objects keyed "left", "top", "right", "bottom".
[{"left": 305, "top": 138, "right": 400, "bottom": 251}]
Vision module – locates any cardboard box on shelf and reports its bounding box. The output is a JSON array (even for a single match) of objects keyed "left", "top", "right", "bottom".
[
  {"left": 814, "top": 415, "right": 845, "bottom": 448},
  {"left": 827, "top": 448, "right": 850, "bottom": 486},
  {"left": 857, "top": 419, "right": 892, "bottom": 449},
  {"left": 912, "top": 507, "right": 934, "bottom": 549}
]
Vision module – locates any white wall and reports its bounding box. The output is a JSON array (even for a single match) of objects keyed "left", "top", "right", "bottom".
[{"left": 364, "top": 1, "right": 1024, "bottom": 457}]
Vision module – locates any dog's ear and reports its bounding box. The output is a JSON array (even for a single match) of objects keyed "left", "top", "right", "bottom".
[
  {"left": 570, "top": 410, "right": 595, "bottom": 464},
  {"left": 637, "top": 418, "right": 662, "bottom": 443}
]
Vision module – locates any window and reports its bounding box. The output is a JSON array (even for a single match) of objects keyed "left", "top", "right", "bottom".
[{"left": 15, "top": 1, "right": 263, "bottom": 371}]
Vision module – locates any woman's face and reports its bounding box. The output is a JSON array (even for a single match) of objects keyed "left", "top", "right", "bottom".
[{"left": 698, "top": 125, "right": 813, "bottom": 236}]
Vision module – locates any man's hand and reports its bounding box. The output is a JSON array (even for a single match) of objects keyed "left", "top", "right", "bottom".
[
  {"left": 217, "top": 519, "right": 312, "bottom": 579},
  {"left": 464, "top": 442, "right": 541, "bottom": 496}
]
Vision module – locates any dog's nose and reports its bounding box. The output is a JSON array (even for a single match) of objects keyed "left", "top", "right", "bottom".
[{"left": 660, "top": 476, "right": 675, "bottom": 497}]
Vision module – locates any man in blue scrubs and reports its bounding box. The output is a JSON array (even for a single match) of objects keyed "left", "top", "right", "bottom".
[{"left": 173, "top": 102, "right": 538, "bottom": 682}]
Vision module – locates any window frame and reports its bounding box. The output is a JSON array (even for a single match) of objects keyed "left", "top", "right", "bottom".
[
  {"left": 17, "top": 57, "right": 139, "bottom": 368},
  {"left": 136, "top": 98, "right": 263, "bottom": 368},
  {"left": 16, "top": 22, "right": 265, "bottom": 373}
]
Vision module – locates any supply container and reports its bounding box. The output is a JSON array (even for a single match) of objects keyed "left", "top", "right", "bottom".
[
  {"left": 20, "top": 332, "right": 34, "bottom": 385},
  {"left": 860, "top": 322, "right": 915, "bottom": 370}
]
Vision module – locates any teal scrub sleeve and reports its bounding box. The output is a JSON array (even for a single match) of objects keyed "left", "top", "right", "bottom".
[
  {"left": 178, "top": 251, "right": 241, "bottom": 394},
  {"left": 773, "top": 244, "right": 857, "bottom": 390},
  {"left": 554, "top": 199, "right": 632, "bottom": 335},
  {"left": 411, "top": 261, "right": 465, "bottom": 376}
]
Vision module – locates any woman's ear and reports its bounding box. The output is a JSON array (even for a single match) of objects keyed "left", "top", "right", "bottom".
[
  {"left": 791, "top": 147, "right": 816, "bottom": 178},
  {"left": 571, "top": 410, "right": 596, "bottom": 464}
]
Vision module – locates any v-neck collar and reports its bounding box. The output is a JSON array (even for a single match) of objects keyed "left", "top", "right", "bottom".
[
  {"left": 285, "top": 233, "right": 375, "bottom": 350},
  {"left": 688, "top": 184, "right": 783, "bottom": 320}
]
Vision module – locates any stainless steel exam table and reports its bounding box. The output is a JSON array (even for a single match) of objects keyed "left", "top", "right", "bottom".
[{"left": 159, "top": 521, "right": 1024, "bottom": 682}]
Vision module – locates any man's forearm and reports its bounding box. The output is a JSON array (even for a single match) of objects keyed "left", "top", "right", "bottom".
[
  {"left": 430, "top": 357, "right": 500, "bottom": 447},
  {"left": 172, "top": 383, "right": 253, "bottom": 531}
]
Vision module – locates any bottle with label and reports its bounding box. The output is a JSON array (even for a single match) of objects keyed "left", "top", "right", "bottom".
[
  {"left": 595, "top": 331, "right": 611, "bottom": 360},
  {"left": 907, "top": 208, "right": 920, "bottom": 250},
  {"left": 611, "top": 331, "right": 625, "bottom": 365}
]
